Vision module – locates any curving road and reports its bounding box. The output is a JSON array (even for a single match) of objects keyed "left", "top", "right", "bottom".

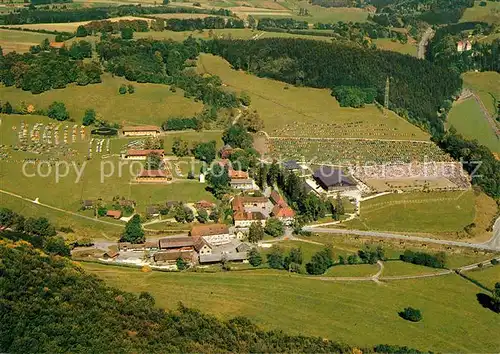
[{"left": 417, "top": 27, "right": 434, "bottom": 59}]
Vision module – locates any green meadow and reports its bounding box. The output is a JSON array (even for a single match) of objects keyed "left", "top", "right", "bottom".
[{"left": 82, "top": 262, "right": 500, "bottom": 353}]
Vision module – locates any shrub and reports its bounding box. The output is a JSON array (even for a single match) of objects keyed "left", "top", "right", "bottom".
[
  {"left": 399, "top": 307, "right": 422, "bottom": 322},
  {"left": 119, "top": 85, "right": 127, "bottom": 94}
]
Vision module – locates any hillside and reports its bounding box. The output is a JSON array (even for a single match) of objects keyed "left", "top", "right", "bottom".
[{"left": 0, "top": 239, "right": 424, "bottom": 353}]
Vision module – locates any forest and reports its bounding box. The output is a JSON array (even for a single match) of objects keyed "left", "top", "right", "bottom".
[
  {"left": 204, "top": 38, "right": 462, "bottom": 134},
  {"left": 0, "top": 239, "right": 427, "bottom": 353},
  {"left": 164, "top": 17, "right": 244, "bottom": 31},
  {"left": 0, "top": 5, "right": 233, "bottom": 25},
  {"left": 97, "top": 38, "right": 240, "bottom": 109},
  {"left": 0, "top": 45, "right": 101, "bottom": 93}
]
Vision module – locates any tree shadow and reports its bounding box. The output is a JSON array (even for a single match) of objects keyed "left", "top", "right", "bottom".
[{"left": 476, "top": 293, "right": 498, "bottom": 313}]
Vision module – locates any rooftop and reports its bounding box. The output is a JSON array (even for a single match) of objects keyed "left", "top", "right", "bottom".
[
  {"left": 126, "top": 149, "right": 164, "bottom": 156},
  {"left": 137, "top": 169, "right": 172, "bottom": 178},
  {"left": 313, "top": 166, "right": 356, "bottom": 187},
  {"left": 122, "top": 125, "right": 161, "bottom": 132},
  {"left": 159, "top": 236, "right": 195, "bottom": 249},
  {"left": 190, "top": 224, "right": 229, "bottom": 237}
]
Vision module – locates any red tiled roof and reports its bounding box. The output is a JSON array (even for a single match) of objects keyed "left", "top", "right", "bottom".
[
  {"left": 49, "top": 42, "right": 65, "bottom": 49},
  {"left": 229, "top": 169, "right": 248, "bottom": 179},
  {"left": 122, "top": 125, "right": 160, "bottom": 132},
  {"left": 272, "top": 205, "right": 295, "bottom": 218},
  {"left": 106, "top": 210, "right": 122, "bottom": 219},
  {"left": 190, "top": 224, "right": 229, "bottom": 237},
  {"left": 270, "top": 190, "right": 285, "bottom": 206},
  {"left": 232, "top": 196, "right": 244, "bottom": 212},
  {"left": 234, "top": 211, "right": 265, "bottom": 221},
  {"left": 126, "top": 149, "right": 164, "bottom": 156},
  {"left": 196, "top": 200, "right": 215, "bottom": 209}
]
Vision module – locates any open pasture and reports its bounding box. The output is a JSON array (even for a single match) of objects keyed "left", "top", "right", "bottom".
[
  {"left": 461, "top": 71, "right": 499, "bottom": 118},
  {"left": 447, "top": 98, "right": 499, "bottom": 153},
  {"left": 268, "top": 138, "right": 451, "bottom": 164},
  {"left": 0, "top": 114, "right": 216, "bottom": 230},
  {"left": 82, "top": 262, "right": 500, "bottom": 353},
  {"left": 364, "top": 177, "right": 458, "bottom": 192},
  {"left": 0, "top": 28, "right": 55, "bottom": 53},
  {"left": 372, "top": 38, "right": 417, "bottom": 57},
  {"left": 460, "top": 0, "right": 500, "bottom": 24},
  {"left": 466, "top": 265, "right": 500, "bottom": 289},
  {"left": 197, "top": 54, "right": 430, "bottom": 141},
  {"left": 0, "top": 74, "right": 203, "bottom": 127},
  {"left": 343, "top": 190, "right": 476, "bottom": 233},
  {"left": 323, "top": 263, "right": 379, "bottom": 277}
]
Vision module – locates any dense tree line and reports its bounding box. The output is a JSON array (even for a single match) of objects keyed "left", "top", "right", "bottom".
[
  {"left": 204, "top": 38, "right": 462, "bottom": 134},
  {"left": 0, "top": 239, "right": 428, "bottom": 353},
  {"left": 98, "top": 37, "right": 238, "bottom": 108},
  {"left": 257, "top": 18, "right": 308, "bottom": 31},
  {"left": 400, "top": 250, "right": 447, "bottom": 268},
  {"left": 84, "top": 19, "right": 149, "bottom": 34},
  {"left": 333, "top": 86, "right": 377, "bottom": 107},
  {"left": 0, "top": 207, "right": 70, "bottom": 257},
  {"left": 0, "top": 5, "right": 233, "bottom": 25},
  {"left": 164, "top": 17, "right": 244, "bottom": 31},
  {"left": 0, "top": 45, "right": 101, "bottom": 93},
  {"left": 434, "top": 129, "right": 500, "bottom": 198},
  {"left": 426, "top": 22, "right": 499, "bottom": 73},
  {"left": 162, "top": 116, "right": 200, "bottom": 131},
  {"left": 311, "top": 0, "right": 356, "bottom": 8}
]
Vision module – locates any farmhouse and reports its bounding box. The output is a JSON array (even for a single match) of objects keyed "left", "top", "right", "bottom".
[
  {"left": 229, "top": 169, "right": 257, "bottom": 190},
  {"left": 81, "top": 200, "right": 95, "bottom": 209},
  {"left": 313, "top": 166, "right": 357, "bottom": 193},
  {"left": 198, "top": 239, "right": 250, "bottom": 264},
  {"left": 282, "top": 160, "right": 301, "bottom": 171},
  {"left": 457, "top": 40, "right": 472, "bottom": 52},
  {"left": 136, "top": 169, "right": 172, "bottom": 183},
  {"left": 118, "top": 242, "right": 158, "bottom": 252},
  {"left": 194, "top": 238, "right": 213, "bottom": 256},
  {"left": 269, "top": 190, "right": 295, "bottom": 225},
  {"left": 122, "top": 149, "right": 164, "bottom": 160},
  {"left": 234, "top": 211, "right": 266, "bottom": 227},
  {"left": 106, "top": 210, "right": 122, "bottom": 219},
  {"left": 119, "top": 199, "right": 136, "bottom": 208},
  {"left": 146, "top": 205, "right": 161, "bottom": 218},
  {"left": 159, "top": 236, "right": 195, "bottom": 250},
  {"left": 122, "top": 125, "right": 161, "bottom": 137},
  {"left": 190, "top": 224, "right": 232, "bottom": 246},
  {"left": 49, "top": 42, "right": 65, "bottom": 49},
  {"left": 195, "top": 200, "right": 215, "bottom": 210}
]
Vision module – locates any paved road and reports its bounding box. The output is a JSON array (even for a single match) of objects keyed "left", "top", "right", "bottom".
[
  {"left": 302, "top": 224, "right": 500, "bottom": 251},
  {"left": 417, "top": 27, "right": 434, "bottom": 59}
]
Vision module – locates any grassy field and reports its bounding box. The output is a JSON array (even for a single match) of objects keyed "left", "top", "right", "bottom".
[
  {"left": 343, "top": 191, "right": 476, "bottom": 233},
  {"left": 0, "top": 28, "right": 55, "bottom": 53},
  {"left": 460, "top": 0, "right": 500, "bottom": 24},
  {"left": 466, "top": 265, "right": 500, "bottom": 289},
  {"left": 0, "top": 74, "right": 203, "bottom": 127},
  {"left": 252, "top": 4, "right": 370, "bottom": 23},
  {"left": 197, "top": 54, "right": 430, "bottom": 141},
  {"left": 373, "top": 38, "right": 417, "bottom": 57},
  {"left": 82, "top": 262, "right": 500, "bottom": 352},
  {"left": 462, "top": 71, "right": 499, "bottom": 118},
  {"left": 323, "top": 263, "right": 379, "bottom": 277},
  {"left": 447, "top": 98, "right": 499, "bottom": 153},
  {"left": 381, "top": 261, "right": 446, "bottom": 276},
  {"left": 0, "top": 113, "right": 217, "bottom": 236}
]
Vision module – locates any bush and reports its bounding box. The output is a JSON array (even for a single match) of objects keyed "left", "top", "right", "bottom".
[
  {"left": 306, "top": 247, "right": 334, "bottom": 275},
  {"left": 121, "top": 27, "right": 134, "bottom": 40},
  {"left": 248, "top": 248, "right": 262, "bottom": 267},
  {"left": 399, "top": 307, "right": 422, "bottom": 322},
  {"left": 119, "top": 85, "right": 127, "bottom": 94},
  {"left": 491, "top": 258, "right": 499, "bottom": 265},
  {"left": 47, "top": 101, "right": 69, "bottom": 121}
]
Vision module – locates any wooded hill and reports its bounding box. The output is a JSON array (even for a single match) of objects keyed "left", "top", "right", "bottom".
[
  {"left": 0, "top": 239, "right": 427, "bottom": 353},
  {"left": 204, "top": 38, "right": 462, "bottom": 134}
]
